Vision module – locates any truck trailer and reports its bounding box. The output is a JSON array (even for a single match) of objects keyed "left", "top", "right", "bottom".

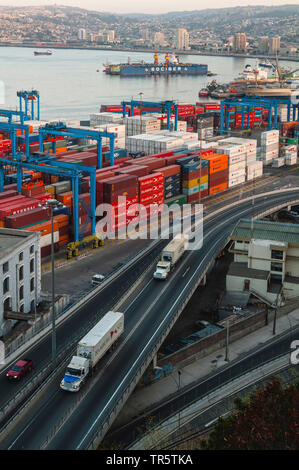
[
  {"left": 153, "top": 234, "right": 188, "bottom": 280},
  {"left": 60, "top": 311, "right": 124, "bottom": 392}
]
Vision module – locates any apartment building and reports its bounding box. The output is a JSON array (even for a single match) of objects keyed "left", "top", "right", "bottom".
[
  {"left": 226, "top": 219, "right": 299, "bottom": 307},
  {"left": 0, "top": 228, "right": 41, "bottom": 337},
  {"left": 176, "top": 28, "right": 189, "bottom": 50}
]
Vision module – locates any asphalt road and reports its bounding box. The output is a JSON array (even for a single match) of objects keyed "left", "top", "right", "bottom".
[{"left": 2, "top": 189, "right": 299, "bottom": 450}]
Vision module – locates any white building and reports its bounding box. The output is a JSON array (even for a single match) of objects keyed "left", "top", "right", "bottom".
[
  {"left": 0, "top": 229, "right": 41, "bottom": 337},
  {"left": 176, "top": 28, "right": 189, "bottom": 50},
  {"left": 226, "top": 219, "right": 299, "bottom": 306},
  {"left": 78, "top": 28, "right": 87, "bottom": 41}
]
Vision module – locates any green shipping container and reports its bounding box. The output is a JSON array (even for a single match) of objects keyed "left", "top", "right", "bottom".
[
  {"left": 288, "top": 138, "right": 298, "bottom": 145},
  {"left": 165, "top": 194, "right": 187, "bottom": 207}
]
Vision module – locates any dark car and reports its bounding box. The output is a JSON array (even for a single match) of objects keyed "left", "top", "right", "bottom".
[{"left": 6, "top": 359, "right": 34, "bottom": 381}]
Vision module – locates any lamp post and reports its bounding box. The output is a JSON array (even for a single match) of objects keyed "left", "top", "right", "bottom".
[
  {"left": 45, "top": 198, "right": 60, "bottom": 369},
  {"left": 139, "top": 92, "right": 144, "bottom": 136}
]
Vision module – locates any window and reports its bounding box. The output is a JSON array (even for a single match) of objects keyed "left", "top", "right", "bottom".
[
  {"left": 3, "top": 297, "right": 11, "bottom": 311},
  {"left": 3, "top": 277, "right": 9, "bottom": 294},
  {"left": 271, "top": 262, "right": 283, "bottom": 272},
  {"left": 30, "top": 245, "right": 34, "bottom": 255},
  {"left": 19, "top": 285, "right": 24, "bottom": 300},
  {"left": 271, "top": 250, "right": 283, "bottom": 260},
  {"left": 30, "top": 259, "right": 34, "bottom": 273},
  {"left": 19, "top": 266, "right": 24, "bottom": 281},
  {"left": 3, "top": 261, "right": 9, "bottom": 274},
  {"left": 19, "top": 252, "right": 23, "bottom": 262},
  {"left": 30, "top": 278, "right": 34, "bottom": 292},
  {"left": 19, "top": 304, "right": 24, "bottom": 313}
]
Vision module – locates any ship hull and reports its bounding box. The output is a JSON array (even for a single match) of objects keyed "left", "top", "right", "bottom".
[{"left": 105, "top": 63, "right": 208, "bottom": 76}]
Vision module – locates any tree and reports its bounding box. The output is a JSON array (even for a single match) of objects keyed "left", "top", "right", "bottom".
[{"left": 199, "top": 376, "right": 299, "bottom": 450}]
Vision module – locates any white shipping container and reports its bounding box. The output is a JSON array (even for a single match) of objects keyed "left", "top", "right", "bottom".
[
  {"left": 40, "top": 231, "right": 59, "bottom": 248},
  {"left": 229, "top": 160, "right": 246, "bottom": 173},
  {"left": 228, "top": 169, "right": 246, "bottom": 180},
  {"left": 228, "top": 176, "right": 246, "bottom": 187},
  {"left": 272, "top": 157, "right": 285, "bottom": 168}
]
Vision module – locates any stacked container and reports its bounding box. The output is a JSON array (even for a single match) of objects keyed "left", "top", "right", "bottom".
[
  {"left": 153, "top": 165, "right": 181, "bottom": 200},
  {"left": 246, "top": 160, "right": 263, "bottom": 180},
  {"left": 138, "top": 173, "right": 165, "bottom": 220},
  {"left": 102, "top": 174, "right": 139, "bottom": 231},
  {"left": 197, "top": 116, "right": 214, "bottom": 140},
  {"left": 260, "top": 130, "right": 280, "bottom": 165},
  {"left": 215, "top": 143, "right": 246, "bottom": 188},
  {"left": 125, "top": 116, "right": 161, "bottom": 137},
  {"left": 90, "top": 113, "right": 124, "bottom": 126},
  {"left": 203, "top": 153, "right": 228, "bottom": 195}
]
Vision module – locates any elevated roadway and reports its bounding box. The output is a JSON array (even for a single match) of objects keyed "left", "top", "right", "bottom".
[{"left": 2, "top": 188, "right": 299, "bottom": 450}]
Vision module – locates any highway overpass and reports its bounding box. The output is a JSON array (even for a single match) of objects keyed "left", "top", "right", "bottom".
[{"left": 1, "top": 188, "right": 299, "bottom": 450}]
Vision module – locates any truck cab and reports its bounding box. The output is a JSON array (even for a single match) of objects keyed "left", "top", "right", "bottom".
[
  {"left": 153, "top": 261, "right": 171, "bottom": 280},
  {"left": 60, "top": 356, "right": 89, "bottom": 392}
]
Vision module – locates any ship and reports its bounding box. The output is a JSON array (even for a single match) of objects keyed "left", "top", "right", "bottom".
[
  {"left": 103, "top": 53, "right": 208, "bottom": 76},
  {"left": 34, "top": 50, "right": 53, "bottom": 56}
]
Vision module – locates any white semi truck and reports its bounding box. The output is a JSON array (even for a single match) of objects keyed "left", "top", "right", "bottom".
[
  {"left": 153, "top": 234, "right": 188, "bottom": 280},
  {"left": 60, "top": 311, "right": 124, "bottom": 392}
]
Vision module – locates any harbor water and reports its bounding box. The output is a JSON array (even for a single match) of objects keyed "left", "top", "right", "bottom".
[{"left": 0, "top": 46, "right": 296, "bottom": 120}]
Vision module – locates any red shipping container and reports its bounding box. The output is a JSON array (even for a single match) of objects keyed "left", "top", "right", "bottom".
[
  {"left": 0, "top": 189, "right": 18, "bottom": 200},
  {"left": 5, "top": 206, "right": 51, "bottom": 229},
  {"left": 153, "top": 164, "right": 181, "bottom": 178},
  {"left": 0, "top": 195, "right": 26, "bottom": 208},
  {"left": 0, "top": 199, "right": 40, "bottom": 219},
  {"left": 140, "top": 191, "right": 164, "bottom": 205},
  {"left": 138, "top": 173, "right": 164, "bottom": 189},
  {"left": 139, "top": 183, "right": 164, "bottom": 196},
  {"left": 117, "top": 165, "right": 149, "bottom": 177}
]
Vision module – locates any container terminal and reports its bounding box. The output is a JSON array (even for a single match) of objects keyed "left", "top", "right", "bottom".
[{"left": 0, "top": 90, "right": 298, "bottom": 263}]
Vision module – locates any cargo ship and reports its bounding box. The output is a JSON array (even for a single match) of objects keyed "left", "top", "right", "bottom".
[
  {"left": 34, "top": 50, "right": 53, "bottom": 56},
  {"left": 103, "top": 53, "right": 208, "bottom": 77}
]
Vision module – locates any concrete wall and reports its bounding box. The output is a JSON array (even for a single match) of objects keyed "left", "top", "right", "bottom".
[{"left": 157, "top": 310, "right": 267, "bottom": 368}]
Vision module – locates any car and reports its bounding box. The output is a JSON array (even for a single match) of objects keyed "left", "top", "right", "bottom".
[
  {"left": 6, "top": 359, "right": 34, "bottom": 381},
  {"left": 91, "top": 274, "right": 105, "bottom": 286}
]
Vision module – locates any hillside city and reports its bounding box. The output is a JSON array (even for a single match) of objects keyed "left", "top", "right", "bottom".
[{"left": 0, "top": 4, "right": 298, "bottom": 57}]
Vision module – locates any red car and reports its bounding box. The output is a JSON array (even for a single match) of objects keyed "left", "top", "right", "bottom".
[{"left": 6, "top": 359, "right": 34, "bottom": 381}]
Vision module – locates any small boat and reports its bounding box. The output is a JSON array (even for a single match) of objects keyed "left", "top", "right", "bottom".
[
  {"left": 198, "top": 88, "right": 209, "bottom": 97},
  {"left": 34, "top": 49, "right": 52, "bottom": 56},
  {"left": 259, "top": 59, "right": 274, "bottom": 69}
]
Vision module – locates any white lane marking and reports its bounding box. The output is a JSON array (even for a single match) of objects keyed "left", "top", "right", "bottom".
[
  {"left": 76, "top": 195, "right": 278, "bottom": 448},
  {"left": 182, "top": 267, "right": 190, "bottom": 278}
]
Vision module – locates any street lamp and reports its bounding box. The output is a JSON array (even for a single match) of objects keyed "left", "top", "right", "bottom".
[{"left": 44, "top": 198, "right": 60, "bottom": 369}]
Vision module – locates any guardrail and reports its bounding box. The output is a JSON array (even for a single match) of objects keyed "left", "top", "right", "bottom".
[
  {"left": 130, "top": 353, "right": 292, "bottom": 450},
  {"left": 78, "top": 194, "right": 299, "bottom": 449}
]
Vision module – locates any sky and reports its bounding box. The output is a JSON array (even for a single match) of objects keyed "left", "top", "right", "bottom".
[{"left": 1, "top": 0, "right": 298, "bottom": 15}]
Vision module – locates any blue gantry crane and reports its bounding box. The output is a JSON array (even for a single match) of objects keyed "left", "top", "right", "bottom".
[
  {"left": 220, "top": 97, "right": 299, "bottom": 135},
  {"left": 121, "top": 99, "right": 179, "bottom": 131},
  {"left": 38, "top": 121, "right": 116, "bottom": 168},
  {"left": 17, "top": 90, "right": 40, "bottom": 121}
]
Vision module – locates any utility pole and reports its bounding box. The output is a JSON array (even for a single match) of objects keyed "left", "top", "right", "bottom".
[{"left": 225, "top": 319, "right": 230, "bottom": 362}]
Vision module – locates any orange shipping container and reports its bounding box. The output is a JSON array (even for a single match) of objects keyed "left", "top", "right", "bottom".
[
  {"left": 204, "top": 153, "right": 228, "bottom": 174},
  {"left": 26, "top": 220, "right": 59, "bottom": 236},
  {"left": 57, "top": 191, "right": 73, "bottom": 207},
  {"left": 209, "top": 183, "right": 227, "bottom": 195},
  {"left": 53, "top": 214, "right": 69, "bottom": 227}
]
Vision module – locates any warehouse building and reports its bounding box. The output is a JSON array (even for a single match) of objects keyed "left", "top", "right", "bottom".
[
  {"left": 226, "top": 219, "right": 299, "bottom": 307},
  {"left": 0, "top": 228, "right": 41, "bottom": 337}
]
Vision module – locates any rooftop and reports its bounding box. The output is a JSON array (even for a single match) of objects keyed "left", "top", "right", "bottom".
[
  {"left": 0, "top": 228, "right": 38, "bottom": 260},
  {"left": 227, "top": 262, "right": 269, "bottom": 280},
  {"left": 230, "top": 219, "right": 299, "bottom": 246}
]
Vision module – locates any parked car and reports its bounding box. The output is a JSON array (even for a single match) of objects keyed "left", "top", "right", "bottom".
[{"left": 6, "top": 359, "right": 34, "bottom": 381}]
